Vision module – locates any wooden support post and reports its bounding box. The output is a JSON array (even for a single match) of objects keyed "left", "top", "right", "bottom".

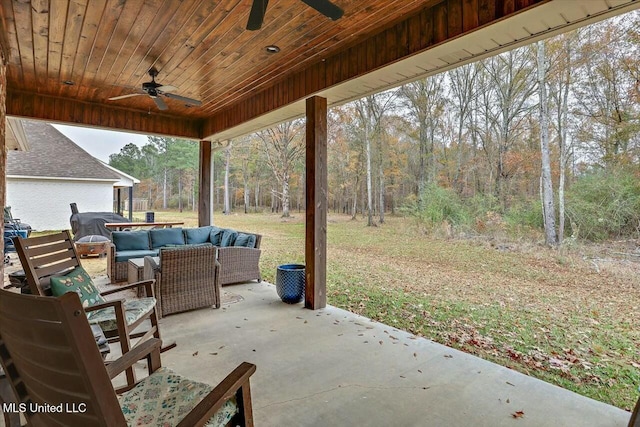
[
  {"left": 305, "top": 96, "right": 327, "bottom": 310},
  {"left": 128, "top": 187, "right": 133, "bottom": 221},
  {"left": 199, "top": 141, "right": 212, "bottom": 226},
  {"left": 0, "top": 47, "right": 6, "bottom": 277}
]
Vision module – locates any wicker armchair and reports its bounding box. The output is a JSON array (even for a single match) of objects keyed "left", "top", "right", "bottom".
[
  {"left": 217, "top": 231, "right": 262, "bottom": 286},
  {"left": 144, "top": 245, "right": 220, "bottom": 317}
]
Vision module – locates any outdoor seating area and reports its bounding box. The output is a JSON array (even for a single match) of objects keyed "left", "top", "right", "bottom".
[
  {"left": 0, "top": 248, "right": 636, "bottom": 426},
  {"left": 107, "top": 226, "right": 262, "bottom": 286}
]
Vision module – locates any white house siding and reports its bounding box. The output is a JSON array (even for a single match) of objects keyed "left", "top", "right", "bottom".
[{"left": 6, "top": 178, "right": 115, "bottom": 231}]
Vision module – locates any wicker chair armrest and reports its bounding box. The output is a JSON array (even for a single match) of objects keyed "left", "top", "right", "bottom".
[{"left": 216, "top": 246, "right": 261, "bottom": 258}]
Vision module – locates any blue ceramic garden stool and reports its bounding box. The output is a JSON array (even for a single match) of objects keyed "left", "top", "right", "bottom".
[{"left": 276, "top": 264, "right": 305, "bottom": 304}]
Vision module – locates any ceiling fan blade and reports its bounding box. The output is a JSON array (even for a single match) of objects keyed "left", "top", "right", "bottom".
[
  {"left": 152, "top": 96, "right": 168, "bottom": 111},
  {"left": 247, "top": 0, "right": 269, "bottom": 31},
  {"left": 157, "top": 85, "right": 178, "bottom": 93},
  {"left": 108, "top": 93, "right": 144, "bottom": 101},
  {"left": 163, "top": 92, "right": 202, "bottom": 107},
  {"left": 301, "top": 0, "right": 343, "bottom": 20}
]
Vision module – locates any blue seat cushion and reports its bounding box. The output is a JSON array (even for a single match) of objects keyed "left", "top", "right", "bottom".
[
  {"left": 112, "top": 231, "right": 150, "bottom": 251},
  {"left": 150, "top": 228, "right": 185, "bottom": 249},
  {"left": 184, "top": 226, "right": 213, "bottom": 244},
  {"left": 234, "top": 233, "right": 256, "bottom": 248},
  {"left": 209, "top": 226, "right": 224, "bottom": 246},
  {"left": 115, "top": 249, "right": 159, "bottom": 263},
  {"left": 220, "top": 229, "right": 238, "bottom": 247}
]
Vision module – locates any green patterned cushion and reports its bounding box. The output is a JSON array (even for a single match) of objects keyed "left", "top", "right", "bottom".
[
  {"left": 87, "top": 297, "right": 157, "bottom": 332},
  {"left": 119, "top": 367, "right": 238, "bottom": 426},
  {"left": 50, "top": 266, "right": 106, "bottom": 308}
]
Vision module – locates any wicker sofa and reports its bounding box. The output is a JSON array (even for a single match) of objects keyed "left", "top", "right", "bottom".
[{"left": 107, "top": 226, "right": 262, "bottom": 286}]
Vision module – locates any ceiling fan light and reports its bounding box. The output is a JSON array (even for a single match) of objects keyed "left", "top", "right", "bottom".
[{"left": 265, "top": 45, "right": 280, "bottom": 53}]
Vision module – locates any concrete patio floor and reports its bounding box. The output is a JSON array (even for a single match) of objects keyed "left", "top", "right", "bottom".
[{"left": 153, "top": 281, "right": 630, "bottom": 427}]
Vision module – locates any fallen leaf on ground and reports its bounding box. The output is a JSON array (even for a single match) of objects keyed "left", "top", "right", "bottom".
[{"left": 511, "top": 410, "right": 524, "bottom": 419}]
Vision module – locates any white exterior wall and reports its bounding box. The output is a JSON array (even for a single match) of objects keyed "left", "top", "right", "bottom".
[{"left": 6, "top": 178, "right": 115, "bottom": 231}]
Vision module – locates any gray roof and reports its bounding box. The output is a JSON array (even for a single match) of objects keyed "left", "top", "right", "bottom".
[{"left": 7, "top": 121, "right": 121, "bottom": 181}]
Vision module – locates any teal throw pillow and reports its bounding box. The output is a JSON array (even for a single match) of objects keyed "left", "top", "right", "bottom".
[
  {"left": 150, "top": 228, "right": 185, "bottom": 248},
  {"left": 234, "top": 233, "right": 256, "bottom": 248},
  {"left": 50, "top": 266, "right": 105, "bottom": 308},
  {"left": 112, "top": 231, "right": 150, "bottom": 251},
  {"left": 220, "top": 229, "right": 238, "bottom": 247},
  {"left": 184, "top": 226, "right": 213, "bottom": 244},
  {"left": 209, "top": 226, "right": 224, "bottom": 246}
]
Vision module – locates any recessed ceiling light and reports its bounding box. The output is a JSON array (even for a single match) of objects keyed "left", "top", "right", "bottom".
[
  {"left": 62, "top": 80, "right": 75, "bottom": 85},
  {"left": 265, "top": 45, "right": 280, "bottom": 53}
]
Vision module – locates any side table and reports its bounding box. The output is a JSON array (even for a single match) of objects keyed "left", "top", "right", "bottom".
[{"left": 128, "top": 257, "right": 159, "bottom": 296}]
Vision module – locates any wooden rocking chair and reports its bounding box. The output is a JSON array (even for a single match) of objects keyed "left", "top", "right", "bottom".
[
  {"left": 13, "top": 230, "right": 174, "bottom": 388},
  {"left": 0, "top": 289, "right": 256, "bottom": 426}
]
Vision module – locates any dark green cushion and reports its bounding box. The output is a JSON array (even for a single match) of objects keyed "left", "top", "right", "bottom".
[
  {"left": 220, "top": 229, "right": 238, "bottom": 247},
  {"left": 184, "top": 226, "right": 213, "bottom": 244},
  {"left": 209, "top": 226, "right": 224, "bottom": 246},
  {"left": 115, "top": 249, "right": 159, "bottom": 263},
  {"left": 150, "top": 228, "right": 185, "bottom": 249},
  {"left": 234, "top": 233, "right": 256, "bottom": 248},
  {"left": 50, "top": 266, "right": 105, "bottom": 308},
  {"left": 112, "top": 231, "right": 150, "bottom": 251}
]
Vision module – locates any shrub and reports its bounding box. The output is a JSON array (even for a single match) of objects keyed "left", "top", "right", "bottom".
[
  {"left": 504, "top": 199, "right": 544, "bottom": 230},
  {"left": 566, "top": 169, "right": 640, "bottom": 241},
  {"left": 402, "top": 184, "right": 471, "bottom": 230}
]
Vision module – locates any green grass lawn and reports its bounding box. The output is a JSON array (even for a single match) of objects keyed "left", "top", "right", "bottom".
[{"left": 131, "top": 209, "right": 640, "bottom": 410}]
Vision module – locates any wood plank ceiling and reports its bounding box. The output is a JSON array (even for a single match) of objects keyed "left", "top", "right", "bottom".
[{"left": 1, "top": 0, "right": 639, "bottom": 142}]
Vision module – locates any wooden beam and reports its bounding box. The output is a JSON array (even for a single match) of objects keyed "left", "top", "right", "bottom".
[
  {"left": 5, "top": 90, "right": 204, "bottom": 140},
  {"left": 305, "top": 96, "right": 327, "bottom": 310},
  {"left": 198, "top": 141, "right": 212, "bottom": 227}
]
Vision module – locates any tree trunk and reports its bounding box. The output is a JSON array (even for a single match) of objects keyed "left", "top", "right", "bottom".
[
  {"left": 557, "top": 39, "right": 572, "bottom": 245},
  {"left": 254, "top": 182, "right": 260, "bottom": 213},
  {"left": 178, "top": 171, "right": 183, "bottom": 213},
  {"left": 537, "top": 41, "right": 558, "bottom": 246},
  {"left": 224, "top": 146, "right": 231, "bottom": 215},
  {"left": 378, "top": 161, "right": 385, "bottom": 224},
  {"left": 282, "top": 177, "right": 290, "bottom": 217},
  {"left": 365, "top": 121, "right": 373, "bottom": 226},
  {"left": 162, "top": 168, "right": 168, "bottom": 209}
]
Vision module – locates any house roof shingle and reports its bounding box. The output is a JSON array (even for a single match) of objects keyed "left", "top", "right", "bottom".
[{"left": 7, "top": 121, "right": 121, "bottom": 181}]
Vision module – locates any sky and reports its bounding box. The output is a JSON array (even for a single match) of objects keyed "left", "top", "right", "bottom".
[{"left": 53, "top": 124, "right": 150, "bottom": 163}]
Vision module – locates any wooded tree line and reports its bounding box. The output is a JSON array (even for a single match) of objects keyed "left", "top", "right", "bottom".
[{"left": 110, "top": 12, "right": 640, "bottom": 243}]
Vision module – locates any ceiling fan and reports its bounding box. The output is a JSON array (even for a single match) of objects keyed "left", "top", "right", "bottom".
[
  {"left": 108, "top": 67, "right": 202, "bottom": 111},
  {"left": 246, "top": 0, "right": 343, "bottom": 31}
]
